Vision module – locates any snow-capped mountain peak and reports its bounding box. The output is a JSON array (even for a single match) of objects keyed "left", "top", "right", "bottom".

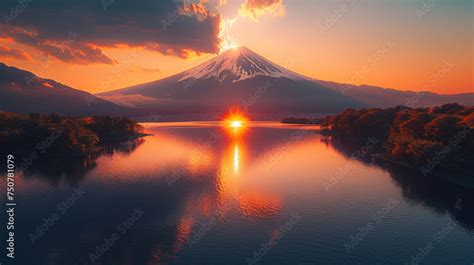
[{"left": 178, "top": 46, "right": 309, "bottom": 83}]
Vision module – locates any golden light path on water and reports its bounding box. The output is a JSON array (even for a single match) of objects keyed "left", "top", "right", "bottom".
[{"left": 234, "top": 144, "right": 239, "bottom": 174}]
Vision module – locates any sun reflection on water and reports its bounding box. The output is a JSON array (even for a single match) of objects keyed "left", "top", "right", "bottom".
[{"left": 233, "top": 144, "right": 239, "bottom": 174}]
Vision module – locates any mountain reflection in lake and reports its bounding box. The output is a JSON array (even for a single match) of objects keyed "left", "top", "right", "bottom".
[{"left": 2, "top": 122, "right": 473, "bottom": 265}]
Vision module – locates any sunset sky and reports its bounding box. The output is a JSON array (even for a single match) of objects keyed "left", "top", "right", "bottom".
[{"left": 0, "top": 0, "right": 472, "bottom": 94}]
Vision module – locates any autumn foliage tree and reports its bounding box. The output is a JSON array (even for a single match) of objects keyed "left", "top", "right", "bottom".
[{"left": 324, "top": 103, "right": 473, "bottom": 171}]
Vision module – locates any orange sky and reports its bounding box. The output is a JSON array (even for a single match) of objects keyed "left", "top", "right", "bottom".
[{"left": 0, "top": 0, "right": 472, "bottom": 94}]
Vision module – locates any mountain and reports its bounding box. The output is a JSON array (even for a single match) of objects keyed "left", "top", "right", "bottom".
[
  {"left": 0, "top": 63, "right": 128, "bottom": 115},
  {"left": 315, "top": 80, "right": 474, "bottom": 108},
  {"left": 99, "top": 47, "right": 473, "bottom": 115},
  {"left": 98, "top": 47, "right": 363, "bottom": 114}
]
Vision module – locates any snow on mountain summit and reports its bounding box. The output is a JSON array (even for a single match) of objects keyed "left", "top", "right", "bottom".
[{"left": 178, "top": 47, "right": 309, "bottom": 83}]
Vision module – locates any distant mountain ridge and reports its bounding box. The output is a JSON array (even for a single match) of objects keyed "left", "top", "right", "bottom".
[
  {"left": 315, "top": 80, "right": 474, "bottom": 108},
  {"left": 0, "top": 63, "right": 128, "bottom": 115}
]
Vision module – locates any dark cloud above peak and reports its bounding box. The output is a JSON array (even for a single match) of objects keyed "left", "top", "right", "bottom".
[{"left": 0, "top": 0, "right": 221, "bottom": 64}]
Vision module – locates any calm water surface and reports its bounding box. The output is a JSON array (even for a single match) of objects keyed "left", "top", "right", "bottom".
[{"left": 2, "top": 122, "right": 474, "bottom": 265}]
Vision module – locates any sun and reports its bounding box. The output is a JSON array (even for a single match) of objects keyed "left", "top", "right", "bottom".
[
  {"left": 223, "top": 109, "right": 248, "bottom": 135},
  {"left": 230, "top": 120, "right": 243, "bottom": 128}
]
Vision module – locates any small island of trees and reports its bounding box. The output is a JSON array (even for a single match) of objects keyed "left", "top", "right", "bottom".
[{"left": 0, "top": 112, "right": 147, "bottom": 157}]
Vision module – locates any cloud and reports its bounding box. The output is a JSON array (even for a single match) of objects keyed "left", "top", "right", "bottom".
[
  {"left": 0, "top": 44, "right": 32, "bottom": 60},
  {"left": 128, "top": 65, "right": 161, "bottom": 74},
  {"left": 0, "top": 0, "right": 221, "bottom": 64},
  {"left": 0, "top": 26, "right": 116, "bottom": 64},
  {"left": 239, "top": 0, "right": 286, "bottom": 22},
  {"left": 181, "top": 0, "right": 210, "bottom": 20}
]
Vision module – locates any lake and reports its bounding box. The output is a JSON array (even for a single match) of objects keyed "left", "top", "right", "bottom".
[{"left": 2, "top": 122, "right": 474, "bottom": 265}]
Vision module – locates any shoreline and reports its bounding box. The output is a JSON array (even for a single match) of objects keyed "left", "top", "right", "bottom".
[
  {"left": 372, "top": 153, "right": 474, "bottom": 188},
  {"left": 1, "top": 133, "right": 151, "bottom": 159}
]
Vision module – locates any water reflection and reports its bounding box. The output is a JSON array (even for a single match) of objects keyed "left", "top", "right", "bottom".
[
  {"left": 234, "top": 144, "right": 240, "bottom": 174},
  {"left": 328, "top": 135, "right": 474, "bottom": 232},
  {"left": 102, "top": 137, "right": 146, "bottom": 156},
  {"left": 6, "top": 122, "right": 474, "bottom": 265},
  {"left": 383, "top": 162, "right": 474, "bottom": 231},
  {"left": 216, "top": 138, "right": 282, "bottom": 219},
  {"left": 21, "top": 155, "right": 98, "bottom": 186},
  {"left": 322, "top": 135, "right": 378, "bottom": 165},
  {"left": 15, "top": 138, "right": 145, "bottom": 186}
]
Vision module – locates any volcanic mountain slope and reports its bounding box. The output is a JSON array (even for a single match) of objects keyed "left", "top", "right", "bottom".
[
  {"left": 100, "top": 47, "right": 473, "bottom": 114},
  {"left": 0, "top": 63, "right": 128, "bottom": 115},
  {"left": 98, "top": 47, "right": 363, "bottom": 114}
]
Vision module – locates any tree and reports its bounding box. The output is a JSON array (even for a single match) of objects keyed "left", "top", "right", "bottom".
[
  {"left": 424, "top": 115, "right": 463, "bottom": 143},
  {"left": 398, "top": 112, "right": 434, "bottom": 139}
]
